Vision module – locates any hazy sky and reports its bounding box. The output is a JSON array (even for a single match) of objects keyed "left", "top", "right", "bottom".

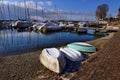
[{"left": 0, "top": 0, "right": 120, "bottom": 20}]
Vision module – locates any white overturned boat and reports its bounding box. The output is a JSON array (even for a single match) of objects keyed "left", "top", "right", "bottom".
[
  {"left": 67, "top": 42, "right": 96, "bottom": 52},
  {"left": 60, "top": 48, "right": 83, "bottom": 61},
  {"left": 39, "top": 48, "right": 66, "bottom": 73}
]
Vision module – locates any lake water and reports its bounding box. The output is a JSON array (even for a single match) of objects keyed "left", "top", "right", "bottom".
[{"left": 0, "top": 29, "right": 96, "bottom": 56}]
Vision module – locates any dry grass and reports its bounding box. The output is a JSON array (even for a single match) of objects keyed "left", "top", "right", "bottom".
[
  {"left": 71, "top": 31, "right": 120, "bottom": 80},
  {"left": 109, "top": 21, "right": 120, "bottom": 27}
]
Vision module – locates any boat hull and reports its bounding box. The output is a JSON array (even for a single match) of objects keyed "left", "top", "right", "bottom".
[
  {"left": 39, "top": 48, "right": 66, "bottom": 73},
  {"left": 67, "top": 42, "right": 96, "bottom": 52},
  {"left": 60, "top": 48, "right": 83, "bottom": 61},
  {"left": 41, "top": 27, "right": 62, "bottom": 33}
]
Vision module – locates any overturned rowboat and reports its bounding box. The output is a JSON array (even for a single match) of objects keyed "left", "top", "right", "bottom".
[
  {"left": 60, "top": 48, "right": 83, "bottom": 61},
  {"left": 39, "top": 48, "right": 66, "bottom": 73},
  {"left": 67, "top": 42, "right": 96, "bottom": 52}
]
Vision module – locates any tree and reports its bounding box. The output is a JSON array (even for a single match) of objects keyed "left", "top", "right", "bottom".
[
  {"left": 119, "top": 8, "right": 120, "bottom": 12},
  {"left": 96, "top": 4, "right": 109, "bottom": 20},
  {"left": 116, "top": 8, "right": 120, "bottom": 21},
  {"left": 117, "top": 8, "right": 120, "bottom": 17}
]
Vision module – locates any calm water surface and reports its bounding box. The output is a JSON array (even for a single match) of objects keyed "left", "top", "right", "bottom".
[{"left": 0, "top": 29, "right": 96, "bottom": 56}]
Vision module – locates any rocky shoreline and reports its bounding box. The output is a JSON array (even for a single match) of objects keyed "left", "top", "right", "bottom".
[{"left": 0, "top": 32, "right": 116, "bottom": 80}]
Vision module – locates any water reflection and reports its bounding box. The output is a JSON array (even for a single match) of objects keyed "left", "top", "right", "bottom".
[{"left": 0, "top": 30, "right": 96, "bottom": 56}]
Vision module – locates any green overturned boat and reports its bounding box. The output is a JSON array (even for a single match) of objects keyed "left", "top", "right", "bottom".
[{"left": 67, "top": 42, "right": 96, "bottom": 52}]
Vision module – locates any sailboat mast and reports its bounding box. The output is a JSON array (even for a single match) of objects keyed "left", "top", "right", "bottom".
[
  {"left": 24, "top": 0, "right": 27, "bottom": 20},
  {"left": 41, "top": 7, "right": 45, "bottom": 21},
  {"left": 13, "top": 2, "right": 17, "bottom": 20},
  {"left": 17, "top": 2, "right": 20, "bottom": 20},
  {"left": 8, "top": 3, "right": 11, "bottom": 20},
  {"left": 54, "top": 5, "right": 59, "bottom": 21},
  {"left": 36, "top": 2, "right": 38, "bottom": 21},
  {"left": 1, "top": 0, "right": 5, "bottom": 20},
  {"left": 0, "top": 2, "right": 4, "bottom": 20},
  {"left": 26, "top": 1, "right": 30, "bottom": 22},
  {"left": 27, "top": 8, "right": 30, "bottom": 22},
  {"left": 19, "top": 2, "right": 22, "bottom": 20}
]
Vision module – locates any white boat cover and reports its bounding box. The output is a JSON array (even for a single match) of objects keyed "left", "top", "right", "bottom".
[
  {"left": 60, "top": 48, "right": 83, "bottom": 61},
  {"left": 32, "top": 22, "right": 46, "bottom": 30},
  {"left": 40, "top": 48, "right": 66, "bottom": 73},
  {"left": 45, "top": 23, "right": 61, "bottom": 29}
]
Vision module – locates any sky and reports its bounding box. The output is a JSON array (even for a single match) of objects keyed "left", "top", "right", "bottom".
[{"left": 0, "top": 0, "right": 120, "bottom": 21}]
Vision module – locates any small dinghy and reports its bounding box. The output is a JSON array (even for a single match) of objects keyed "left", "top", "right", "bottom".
[
  {"left": 67, "top": 42, "right": 96, "bottom": 52},
  {"left": 39, "top": 48, "right": 66, "bottom": 73},
  {"left": 60, "top": 48, "right": 83, "bottom": 61}
]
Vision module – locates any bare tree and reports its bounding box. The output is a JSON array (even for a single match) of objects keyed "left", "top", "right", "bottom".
[
  {"left": 96, "top": 4, "right": 109, "bottom": 20},
  {"left": 116, "top": 8, "right": 120, "bottom": 21},
  {"left": 119, "top": 8, "right": 120, "bottom": 12},
  {"left": 117, "top": 8, "right": 120, "bottom": 17}
]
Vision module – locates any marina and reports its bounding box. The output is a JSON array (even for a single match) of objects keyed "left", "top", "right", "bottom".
[
  {"left": 0, "top": 29, "right": 96, "bottom": 56},
  {"left": 0, "top": 0, "right": 120, "bottom": 80}
]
